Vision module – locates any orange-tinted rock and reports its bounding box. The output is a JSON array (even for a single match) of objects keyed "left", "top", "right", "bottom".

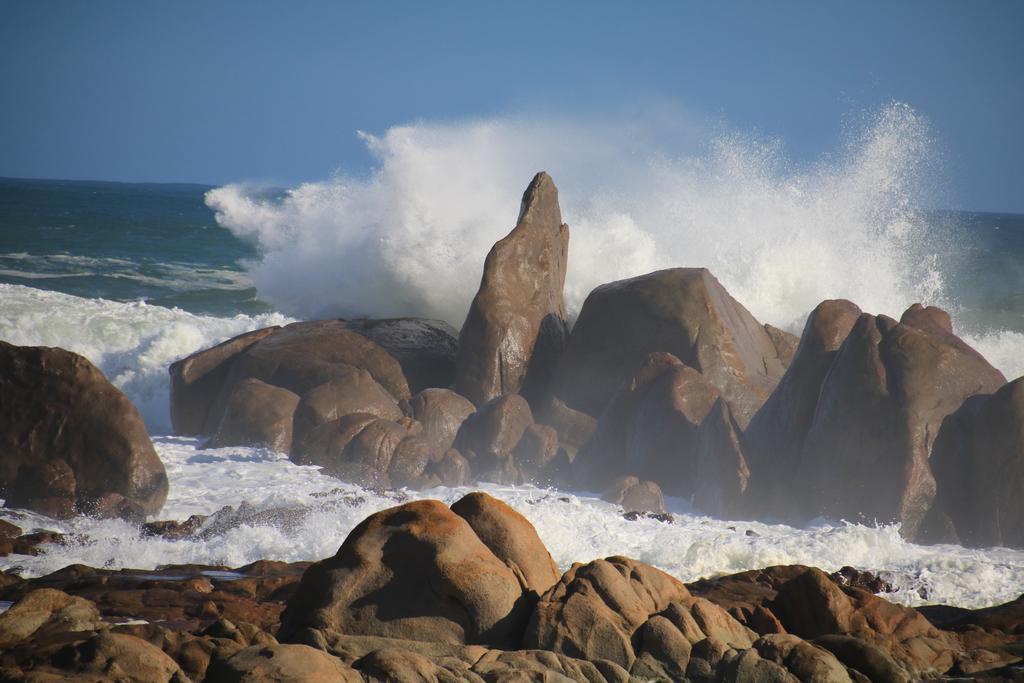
[{"left": 207, "top": 378, "right": 299, "bottom": 452}]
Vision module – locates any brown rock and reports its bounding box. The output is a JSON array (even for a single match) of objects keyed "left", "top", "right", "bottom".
[
  {"left": 602, "top": 476, "right": 666, "bottom": 514},
  {"left": 291, "top": 368, "right": 403, "bottom": 445},
  {"left": 207, "top": 320, "right": 410, "bottom": 432},
  {"left": 341, "top": 317, "right": 459, "bottom": 394},
  {"left": 401, "top": 388, "right": 476, "bottom": 453},
  {"left": 511, "top": 423, "right": 560, "bottom": 476},
  {"left": 291, "top": 412, "right": 379, "bottom": 468},
  {"left": 455, "top": 172, "right": 570, "bottom": 406},
  {"left": 169, "top": 326, "right": 281, "bottom": 435},
  {"left": 550, "top": 268, "right": 788, "bottom": 424},
  {"left": 754, "top": 633, "right": 854, "bottom": 682},
  {"left": 930, "top": 377, "right": 1024, "bottom": 548},
  {"left": 692, "top": 398, "right": 751, "bottom": 518},
  {"left": 450, "top": 492, "right": 560, "bottom": 596},
  {"left": 207, "top": 378, "right": 300, "bottom": 452},
  {"left": 0, "top": 588, "right": 101, "bottom": 649},
  {"left": 764, "top": 324, "right": 800, "bottom": 367},
  {"left": 278, "top": 499, "right": 530, "bottom": 649},
  {"left": 387, "top": 435, "right": 433, "bottom": 489},
  {"left": 0, "top": 342, "right": 168, "bottom": 518},
  {"left": 454, "top": 393, "right": 534, "bottom": 467},
  {"left": 794, "top": 310, "right": 1006, "bottom": 540},
  {"left": 7, "top": 458, "right": 77, "bottom": 519},
  {"left": 207, "top": 643, "right": 361, "bottom": 682},
  {"left": 523, "top": 556, "right": 690, "bottom": 669},
  {"left": 744, "top": 300, "right": 862, "bottom": 521},
  {"left": 428, "top": 449, "right": 472, "bottom": 488}
]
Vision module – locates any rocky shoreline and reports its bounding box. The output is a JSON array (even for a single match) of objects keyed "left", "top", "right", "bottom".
[
  {"left": 1, "top": 492, "right": 1023, "bottom": 681},
  {"left": 1, "top": 172, "right": 1023, "bottom": 679}
]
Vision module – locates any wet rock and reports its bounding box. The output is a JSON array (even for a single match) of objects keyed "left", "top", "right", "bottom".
[
  {"left": 794, "top": 309, "right": 1005, "bottom": 540},
  {"left": 427, "top": 449, "right": 472, "bottom": 487},
  {"left": 829, "top": 566, "right": 894, "bottom": 594},
  {"left": 401, "top": 388, "right": 476, "bottom": 453},
  {"left": 278, "top": 498, "right": 531, "bottom": 649},
  {"left": 7, "top": 458, "right": 77, "bottom": 519},
  {"left": 169, "top": 326, "right": 281, "bottom": 436},
  {"left": 455, "top": 172, "right": 570, "bottom": 406},
  {"left": 454, "top": 393, "right": 533, "bottom": 469},
  {"left": 142, "top": 515, "right": 208, "bottom": 540},
  {"left": 743, "top": 299, "right": 862, "bottom": 521},
  {"left": 692, "top": 398, "right": 751, "bottom": 518},
  {"left": 291, "top": 367, "right": 403, "bottom": 445},
  {"left": 207, "top": 378, "right": 300, "bottom": 452},
  {"left": 929, "top": 377, "right": 1024, "bottom": 548},
  {"left": 206, "top": 320, "right": 411, "bottom": 432},
  {"left": 0, "top": 342, "right": 168, "bottom": 519},
  {"left": 550, "top": 267, "right": 788, "bottom": 424},
  {"left": 341, "top": 317, "right": 459, "bottom": 394},
  {"left": 602, "top": 475, "right": 666, "bottom": 514}
]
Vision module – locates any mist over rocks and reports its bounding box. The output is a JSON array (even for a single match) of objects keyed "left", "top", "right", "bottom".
[{"left": 0, "top": 341, "right": 168, "bottom": 520}]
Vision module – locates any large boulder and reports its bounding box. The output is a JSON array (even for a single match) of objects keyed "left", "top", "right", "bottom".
[
  {"left": 454, "top": 393, "right": 534, "bottom": 472},
  {"left": 207, "top": 643, "right": 362, "bottom": 682},
  {"left": 293, "top": 413, "right": 416, "bottom": 488},
  {"left": 206, "top": 378, "right": 300, "bottom": 452},
  {"left": 550, "top": 268, "right": 788, "bottom": 425},
  {"left": 929, "top": 377, "right": 1024, "bottom": 548},
  {"left": 340, "top": 317, "right": 459, "bottom": 394},
  {"left": 794, "top": 308, "right": 1005, "bottom": 539},
  {"left": 169, "top": 326, "right": 281, "bottom": 436},
  {"left": 0, "top": 342, "right": 168, "bottom": 519},
  {"left": 278, "top": 496, "right": 533, "bottom": 649},
  {"left": 206, "top": 320, "right": 410, "bottom": 434},
  {"left": 743, "top": 300, "right": 862, "bottom": 520},
  {"left": 455, "top": 172, "right": 570, "bottom": 406}
]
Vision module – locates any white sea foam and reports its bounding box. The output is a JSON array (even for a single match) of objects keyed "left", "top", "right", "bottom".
[
  {"left": 0, "top": 284, "right": 292, "bottom": 432},
  {"left": 1, "top": 436, "right": 1021, "bottom": 610},
  {"left": 206, "top": 103, "right": 951, "bottom": 335}
]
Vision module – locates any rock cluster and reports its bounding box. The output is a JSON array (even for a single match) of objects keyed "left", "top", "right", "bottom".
[{"left": 2, "top": 493, "right": 1022, "bottom": 681}]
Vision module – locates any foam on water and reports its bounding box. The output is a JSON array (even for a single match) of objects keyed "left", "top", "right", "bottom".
[
  {"left": 1, "top": 437, "right": 1021, "bottom": 610},
  {"left": 207, "top": 103, "right": 950, "bottom": 335},
  {"left": 0, "top": 284, "right": 292, "bottom": 432}
]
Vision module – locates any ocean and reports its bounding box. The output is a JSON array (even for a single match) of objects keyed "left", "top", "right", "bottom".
[{"left": 1, "top": 130, "right": 1023, "bottom": 611}]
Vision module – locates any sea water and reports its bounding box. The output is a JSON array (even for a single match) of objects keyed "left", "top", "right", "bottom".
[{"left": 1, "top": 105, "right": 1022, "bottom": 609}]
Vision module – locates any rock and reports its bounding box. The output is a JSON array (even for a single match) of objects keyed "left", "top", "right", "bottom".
[
  {"left": 0, "top": 342, "right": 168, "bottom": 519},
  {"left": 34, "top": 631, "right": 192, "bottom": 682},
  {"left": 721, "top": 647, "right": 801, "bottom": 682},
  {"left": 574, "top": 352, "right": 721, "bottom": 495},
  {"left": 0, "top": 588, "right": 101, "bottom": 649},
  {"left": 764, "top": 324, "right": 800, "bottom": 367},
  {"left": 511, "top": 423, "right": 560, "bottom": 477},
  {"left": 278, "top": 499, "right": 531, "bottom": 649},
  {"left": 207, "top": 378, "right": 300, "bottom": 452},
  {"left": 450, "top": 492, "right": 560, "bottom": 596},
  {"left": 455, "top": 172, "right": 570, "bottom": 406},
  {"left": 454, "top": 393, "right": 534, "bottom": 469},
  {"left": 814, "top": 634, "right": 912, "bottom": 683},
  {"left": 550, "top": 268, "right": 788, "bottom": 424},
  {"left": 537, "top": 395, "right": 598, "bottom": 459},
  {"left": 523, "top": 556, "right": 690, "bottom": 669},
  {"left": 169, "top": 326, "right": 281, "bottom": 435},
  {"left": 602, "top": 476, "right": 666, "bottom": 514},
  {"left": 744, "top": 300, "right": 862, "bottom": 521},
  {"left": 754, "top": 633, "right": 854, "bottom": 682},
  {"left": 291, "top": 368, "right": 403, "bottom": 445},
  {"left": 631, "top": 614, "right": 692, "bottom": 680},
  {"left": 692, "top": 398, "right": 751, "bottom": 518},
  {"left": 472, "top": 648, "right": 619, "bottom": 682},
  {"left": 427, "top": 449, "right": 472, "bottom": 487},
  {"left": 7, "top": 458, "right": 77, "bottom": 519},
  {"left": 930, "top": 377, "right": 1024, "bottom": 548},
  {"left": 207, "top": 643, "right": 361, "bottom": 682},
  {"left": 207, "top": 320, "right": 411, "bottom": 433},
  {"left": 401, "top": 388, "right": 476, "bottom": 453},
  {"left": 794, "top": 309, "right": 1006, "bottom": 540},
  {"left": 341, "top": 317, "right": 459, "bottom": 394},
  {"left": 291, "top": 412, "right": 379, "bottom": 468},
  {"left": 769, "top": 567, "right": 955, "bottom": 675},
  {"left": 387, "top": 435, "right": 433, "bottom": 489}
]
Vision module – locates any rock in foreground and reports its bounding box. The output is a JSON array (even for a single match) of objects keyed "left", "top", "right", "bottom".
[{"left": 0, "top": 341, "right": 168, "bottom": 519}]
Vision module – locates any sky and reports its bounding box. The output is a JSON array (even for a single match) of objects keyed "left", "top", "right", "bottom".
[{"left": 1, "top": 1, "right": 1022, "bottom": 212}]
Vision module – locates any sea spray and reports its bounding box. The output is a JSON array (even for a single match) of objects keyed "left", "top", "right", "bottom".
[{"left": 206, "top": 103, "right": 945, "bottom": 335}]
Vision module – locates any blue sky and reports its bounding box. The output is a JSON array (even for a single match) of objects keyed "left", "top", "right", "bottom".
[{"left": 1, "top": 1, "right": 1022, "bottom": 212}]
